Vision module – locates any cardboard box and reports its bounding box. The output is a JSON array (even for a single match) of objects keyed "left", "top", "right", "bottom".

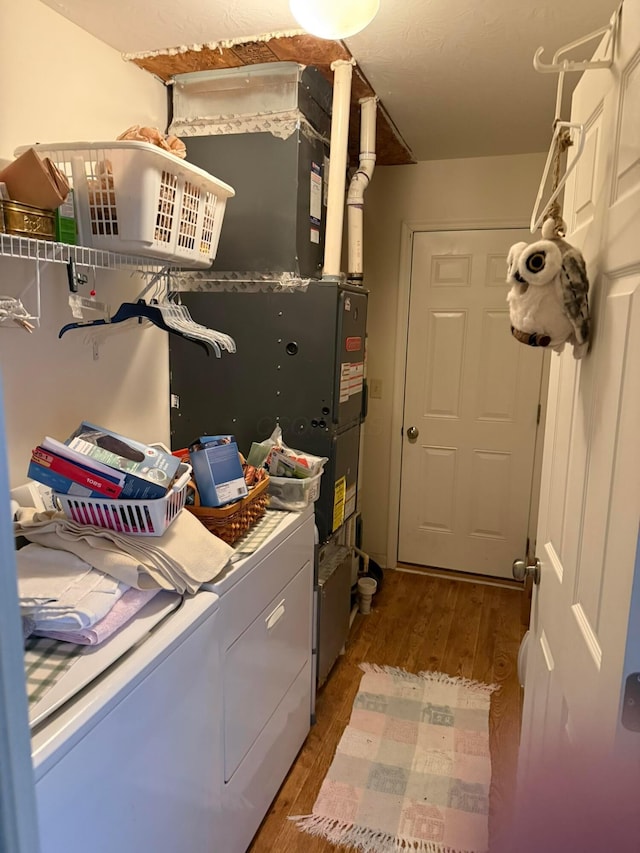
[
  {"left": 65, "top": 422, "right": 181, "bottom": 500},
  {"left": 189, "top": 436, "right": 248, "bottom": 507},
  {"left": 0, "top": 148, "right": 69, "bottom": 209}
]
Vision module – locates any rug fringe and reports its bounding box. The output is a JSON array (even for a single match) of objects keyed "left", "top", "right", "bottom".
[
  {"left": 359, "top": 663, "right": 499, "bottom": 696},
  {"left": 289, "top": 813, "right": 485, "bottom": 853}
]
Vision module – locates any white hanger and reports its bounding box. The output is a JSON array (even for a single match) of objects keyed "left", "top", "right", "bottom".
[
  {"left": 150, "top": 270, "right": 236, "bottom": 356},
  {"left": 90, "top": 267, "right": 236, "bottom": 357},
  {"left": 529, "top": 9, "right": 619, "bottom": 233},
  {"left": 533, "top": 10, "right": 618, "bottom": 75}
]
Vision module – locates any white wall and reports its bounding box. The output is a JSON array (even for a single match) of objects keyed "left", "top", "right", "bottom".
[
  {"left": 0, "top": 1, "right": 167, "bottom": 162},
  {"left": 0, "top": 0, "right": 169, "bottom": 488},
  {"left": 0, "top": 3, "right": 546, "bottom": 555},
  {"left": 360, "top": 153, "right": 547, "bottom": 567}
]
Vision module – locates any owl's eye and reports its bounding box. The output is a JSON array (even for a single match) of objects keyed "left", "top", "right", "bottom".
[{"left": 526, "top": 251, "right": 546, "bottom": 273}]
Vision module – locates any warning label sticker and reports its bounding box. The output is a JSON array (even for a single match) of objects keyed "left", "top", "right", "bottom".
[
  {"left": 339, "top": 362, "right": 364, "bottom": 403},
  {"left": 333, "top": 476, "right": 346, "bottom": 531}
]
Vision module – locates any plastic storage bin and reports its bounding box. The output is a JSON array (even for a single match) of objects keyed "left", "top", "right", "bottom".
[
  {"left": 267, "top": 471, "right": 323, "bottom": 512},
  {"left": 15, "top": 141, "right": 235, "bottom": 267},
  {"left": 55, "top": 463, "right": 192, "bottom": 536},
  {"left": 171, "top": 62, "right": 332, "bottom": 135}
]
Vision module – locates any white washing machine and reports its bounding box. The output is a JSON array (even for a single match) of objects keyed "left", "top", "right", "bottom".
[
  {"left": 31, "top": 507, "right": 316, "bottom": 853},
  {"left": 31, "top": 590, "right": 223, "bottom": 853}
]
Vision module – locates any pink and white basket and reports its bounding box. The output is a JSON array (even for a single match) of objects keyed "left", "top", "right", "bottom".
[{"left": 55, "top": 463, "right": 191, "bottom": 537}]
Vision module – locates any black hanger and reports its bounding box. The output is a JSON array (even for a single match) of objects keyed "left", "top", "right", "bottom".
[{"left": 58, "top": 299, "right": 211, "bottom": 356}]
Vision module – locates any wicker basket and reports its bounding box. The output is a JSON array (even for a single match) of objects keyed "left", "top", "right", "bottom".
[{"left": 185, "top": 475, "right": 270, "bottom": 545}]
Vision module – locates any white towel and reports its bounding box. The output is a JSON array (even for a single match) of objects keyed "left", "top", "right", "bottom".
[
  {"left": 19, "top": 597, "right": 57, "bottom": 610},
  {"left": 21, "top": 533, "right": 174, "bottom": 591},
  {"left": 30, "top": 576, "right": 128, "bottom": 630},
  {"left": 16, "top": 543, "right": 128, "bottom": 630},
  {"left": 15, "top": 508, "right": 234, "bottom": 594},
  {"left": 16, "top": 543, "right": 108, "bottom": 602},
  {"left": 35, "top": 587, "right": 162, "bottom": 645}
]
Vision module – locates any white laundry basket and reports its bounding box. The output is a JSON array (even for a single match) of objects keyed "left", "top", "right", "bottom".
[
  {"left": 55, "top": 463, "right": 192, "bottom": 537},
  {"left": 15, "top": 141, "right": 235, "bottom": 267}
]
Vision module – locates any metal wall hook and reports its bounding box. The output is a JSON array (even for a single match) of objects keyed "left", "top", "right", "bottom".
[{"left": 66, "top": 258, "right": 88, "bottom": 293}]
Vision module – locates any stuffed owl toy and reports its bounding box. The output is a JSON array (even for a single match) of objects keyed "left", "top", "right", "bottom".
[{"left": 506, "top": 219, "right": 590, "bottom": 359}]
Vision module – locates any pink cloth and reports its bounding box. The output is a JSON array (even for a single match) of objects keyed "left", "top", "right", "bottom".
[{"left": 34, "top": 587, "right": 160, "bottom": 646}]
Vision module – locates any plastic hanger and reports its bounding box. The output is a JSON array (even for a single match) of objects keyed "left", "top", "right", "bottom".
[
  {"left": 164, "top": 292, "right": 236, "bottom": 354},
  {"left": 530, "top": 8, "right": 619, "bottom": 233},
  {"left": 135, "top": 269, "right": 235, "bottom": 357},
  {"left": 58, "top": 300, "right": 212, "bottom": 356},
  {"left": 533, "top": 12, "right": 617, "bottom": 74},
  {"left": 151, "top": 298, "right": 222, "bottom": 357}
]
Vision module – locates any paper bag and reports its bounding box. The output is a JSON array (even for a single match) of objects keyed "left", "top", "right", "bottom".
[{"left": 0, "top": 148, "right": 69, "bottom": 209}]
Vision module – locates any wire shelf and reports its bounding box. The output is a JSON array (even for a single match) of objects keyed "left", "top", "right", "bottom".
[{"left": 0, "top": 233, "right": 164, "bottom": 272}]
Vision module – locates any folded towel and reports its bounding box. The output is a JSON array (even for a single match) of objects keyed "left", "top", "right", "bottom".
[
  {"left": 15, "top": 508, "right": 234, "bottom": 594},
  {"left": 19, "top": 597, "right": 57, "bottom": 610},
  {"left": 18, "top": 531, "right": 174, "bottom": 591},
  {"left": 34, "top": 587, "right": 162, "bottom": 645},
  {"left": 16, "top": 542, "right": 125, "bottom": 629},
  {"left": 29, "top": 579, "right": 128, "bottom": 631},
  {"left": 16, "top": 543, "right": 109, "bottom": 602}
]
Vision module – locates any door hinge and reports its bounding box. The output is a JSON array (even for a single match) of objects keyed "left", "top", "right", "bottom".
[{"left": 536, "top": 403, "right": 542, "bottom": 425}]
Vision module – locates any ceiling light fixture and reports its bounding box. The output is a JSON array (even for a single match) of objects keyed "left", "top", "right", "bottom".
[{"left": 289, "top": 0, "right": 380, "bottom": 40}]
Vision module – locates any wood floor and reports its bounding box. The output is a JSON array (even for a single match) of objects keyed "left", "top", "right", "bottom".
[{"left": 249, "top": 567, "right": 527, "bottom": 852}]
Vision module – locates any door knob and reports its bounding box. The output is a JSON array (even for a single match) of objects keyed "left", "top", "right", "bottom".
[
  {"left": 406, "top": 426, "right": 419, "bottom": 440},
  {"left": 512, "top": 557, "right": 541, "bottom": 584}
]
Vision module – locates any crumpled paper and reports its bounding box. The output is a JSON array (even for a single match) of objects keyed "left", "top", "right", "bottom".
[{"left": 117, "top": 125, "right": 187, "bottom": 159}]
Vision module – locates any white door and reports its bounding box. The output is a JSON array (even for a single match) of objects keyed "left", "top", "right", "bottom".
[
  {"left": 518, "top": 0, "right": 640, "bottom": 827},
  {"left": 398, "top": 229, "right": 544, "bottom": 579}
]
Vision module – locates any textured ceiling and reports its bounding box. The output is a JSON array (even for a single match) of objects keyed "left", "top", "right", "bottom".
[
  {"left": 40, "top": 0, "right": 620, "bottom": 161},
  {"left": 128, "top": 36, "right": 414, "bottom": 167}
]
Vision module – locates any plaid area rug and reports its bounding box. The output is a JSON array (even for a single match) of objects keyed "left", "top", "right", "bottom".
[{"left": 292, "top": 664, "right": 498, "bottom": 853}]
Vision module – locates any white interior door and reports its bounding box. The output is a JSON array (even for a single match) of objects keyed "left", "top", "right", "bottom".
[
  {"left": 518, "top": 0, "right": 640, "bottom": 826},
  {"left": 398, "top": 229, "right": 544, "bottom": 579}
]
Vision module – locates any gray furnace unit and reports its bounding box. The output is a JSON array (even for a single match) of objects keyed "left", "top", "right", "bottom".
[
  {"left": 169, "top": 62, "right": 366, "bottom": 686},
  {"left": 169, "top": 282, "right": 368, "bottom": 544}
]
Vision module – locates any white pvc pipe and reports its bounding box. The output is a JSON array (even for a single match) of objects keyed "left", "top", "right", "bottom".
[
  {"left": 347, "top": 96, "right": 378, "bottom": 280},
  {"left": 323, "top": 59, "right": 355, "bottom": 278}
]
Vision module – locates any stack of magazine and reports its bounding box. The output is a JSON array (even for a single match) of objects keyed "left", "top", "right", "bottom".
[{"left": 28, "top": 422, "right": 181, "bottom": 502}]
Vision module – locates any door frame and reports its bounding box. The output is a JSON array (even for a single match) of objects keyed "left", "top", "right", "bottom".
[
  {"left": 0, "top": 377, "right": 41, "bottom": 853},
  {"left": 386, "top": 217, "right": 551, "bottom": 571}
]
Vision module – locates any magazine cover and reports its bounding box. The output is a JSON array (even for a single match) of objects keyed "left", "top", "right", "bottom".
[{"left": 66, "top": 422, "right": 181, "bottom": 499}]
